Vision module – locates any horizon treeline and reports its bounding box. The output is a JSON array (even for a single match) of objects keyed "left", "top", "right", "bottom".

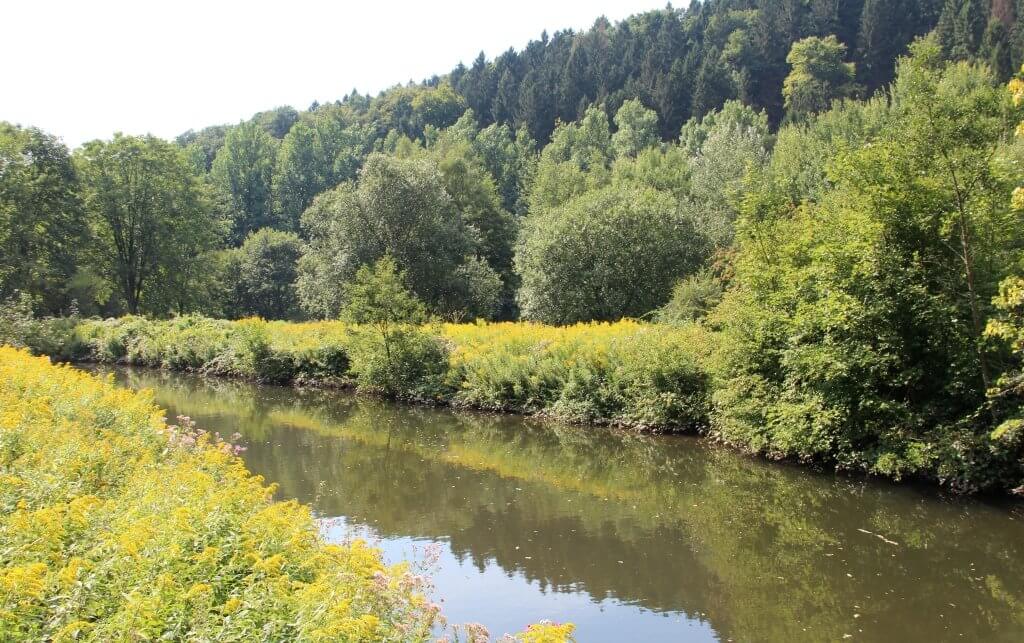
[{"left": 5, "top": 1, "right": 1024, "bottom": 323}]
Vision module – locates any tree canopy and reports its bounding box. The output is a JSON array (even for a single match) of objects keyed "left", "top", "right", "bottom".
[{"left": 76, "top": 134, "right": 221, "bottom": 315}]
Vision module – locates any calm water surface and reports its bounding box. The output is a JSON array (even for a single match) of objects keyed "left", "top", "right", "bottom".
[{"left": 103, "top": 367, "right": 1024, "bottom": 642}]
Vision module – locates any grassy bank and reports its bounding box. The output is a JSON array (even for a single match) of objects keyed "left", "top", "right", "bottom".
[
  {"left": 19, "top": 315, "right": 712, "bottom": 432},
  {"left": 0, "top": 346, "right": 437, "bottom": 640},
  {"left": 5, "top": 312, "right": 1022, "bottom": 494},
  {"left": 0, "top": 346, "right": 576, "bottom": 642}
]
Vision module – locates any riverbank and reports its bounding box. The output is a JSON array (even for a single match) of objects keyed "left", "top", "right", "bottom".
[
  {"left": 0, "top": 346, "right": 439, "bottom": 640},
  {"left": 0, "top": 346, "right": 575, "bottom": 642},
  {"left": 18, "top": 314, "right": 713, "bottom": 432},
  {"left": 5, "top": 313, "right": 1023, "bottom": 495}
]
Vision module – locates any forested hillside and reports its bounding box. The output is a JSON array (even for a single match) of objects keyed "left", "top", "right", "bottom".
[
  {"left": 2, "top": 1, "right": 1024, "bottom": 492},
  {"left": 176, "top": 0, "right": 1024, "bottom": 146}
]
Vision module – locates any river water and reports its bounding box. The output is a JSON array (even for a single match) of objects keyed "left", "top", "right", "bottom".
[{"left": 104, "top": 367, "right": 1024, "bottom": 642}]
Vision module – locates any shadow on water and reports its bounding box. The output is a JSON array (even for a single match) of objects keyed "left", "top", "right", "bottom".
[{"left": 97, "top": 366, "right": 1024, "bottom": 643}]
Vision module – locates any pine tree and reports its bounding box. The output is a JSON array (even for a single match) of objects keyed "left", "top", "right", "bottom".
[
  {"left": 858, "top": 0, "right": 932, "bottom": 90},
  {"left": 982, "top": 18, "right": 1014, "bottom": 77},
  {"left": 492, "top": 69, "right": 519, "bottom": 125},
  {"left": 691, "top": 49, "right": 736, "bottom": 120}
]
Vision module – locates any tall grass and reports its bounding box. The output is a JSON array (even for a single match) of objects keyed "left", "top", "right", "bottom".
[{"left": 30, "top": 315, "right": 712, "bottom": 432}]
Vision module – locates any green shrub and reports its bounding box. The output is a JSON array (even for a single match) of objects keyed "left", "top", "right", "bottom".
[
  {"left": 0, "top": 294, "right": 78, "bottom": 357},
  {"left": 287, "top": 343, "right": 351, "bottom": 382},
  {"left": 346, "top": 326, "right": 451, "bottom": 401}
]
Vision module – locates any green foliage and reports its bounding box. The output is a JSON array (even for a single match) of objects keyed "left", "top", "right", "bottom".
[
  {"left": 298, "top": 153, "right": 483, "bottom": 319},
  {"left": 211, "top": 121, "right": 280, "bottom": 242},
  {"left": 656, "top": 270, "right": 726, "bottom": 325},
  {"left": 7, "top": 1, "right": 1024, "bottom": 497},
  {"left": 710, "top": 46, "right": 1024, "bottom": 492},
  {"left": 222, "top": 229, "right": 303, "bottom": 321},
  {"left": 4, "top": 314, "right": 713, "bottom": 433},
  {"left": 985, "top": 275, "right": 1024, "bottom": 493},
  {"left": 679, "top": 101, "right": 771, "bottom": 248},
  {"left": 516, "top": 185, "right": 700, "bottom": 324},
  {"left": 251, "top": 105, "right": 299, "bottom": 138},
  {"left": 176, "top": 124, "right": 230, "bottom": 173},
  {"left": 767, "top": 95, "right": 891, "bottom": 202},
  {"left": 345, "top": 326, "right": 450, "bottom": 401},
  {"left": 0, "top": 293, "right": 79, "bottom": 356},
  {"left": 783, "top": 35, "right": 860, "bottom": 122},
  {"left": 76, "top": 134, "right": 221, "bottom": 315},
  {"left": 452, "top": 255, "right": 504, "bottom": 320},
  {"left": 612, "top": 99, "right": 660, "bottom": 159},
  {"left": 341, "top": 256, "right": 428, "bottom": 328},
  {"left": 272, "top": 107, "right": 373, "bottom": 231},
  {"left": 371, "top": 83, "right": 467, "bottom": 140},
  {"left": 472, "top": 120, "right": 537, "bottom": 214},
  {"left": 340, "top": 257, "right": 447, "bottom": 399},
  {"left": 857, "top": 0, "right": 940, "bottom": 91},
  {"left": 0, "top": 123, "right": 88, "bottom": 315},
  {"left": 395, "top": 124, "right": 517, "bottom": 317},
  {"left": 528, "top": 105, "right": 614, "bottom": 212}
]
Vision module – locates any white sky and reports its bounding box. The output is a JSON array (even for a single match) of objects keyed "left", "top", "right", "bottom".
[{"left": 3, "top": 0, "right": 673, "bottom": 148}]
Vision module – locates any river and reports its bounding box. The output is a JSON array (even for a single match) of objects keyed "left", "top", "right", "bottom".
[{"left": 102, "top": 367, "right": 1024, "bottom": 642}]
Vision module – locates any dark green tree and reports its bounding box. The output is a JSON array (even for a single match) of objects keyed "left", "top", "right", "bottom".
[
  {"left": 297, "top": 154, "right": 471, "bottom": 318},
  {"left": 0, "top": 123, "right": 89, "bottom": 314},
  {"left": 76, "top": 134, "right": 221, "bottom": 314},
  {"left": 223, "top": 228, "right": 303, "bottom": 320},
  {"left": 211, "top": 121, "right": 279, "bottom": 243}
]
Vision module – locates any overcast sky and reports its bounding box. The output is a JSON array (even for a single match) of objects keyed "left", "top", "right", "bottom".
[{"left": 3, "top": 0, "right": 673, "bottom": 148}]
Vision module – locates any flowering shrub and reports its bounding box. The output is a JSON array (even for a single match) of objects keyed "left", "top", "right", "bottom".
[
  {"left": 21, "top": 315, "right": 712, "bottom": 431},
  {"left": 445, "top": 320, "right": 711, "bottom": 429},
  {"left": 0, "top": 346, "right": 439, "bottom": 640},
  {"left": 509, "top": 620, "right": 576, "bottom": 643}
]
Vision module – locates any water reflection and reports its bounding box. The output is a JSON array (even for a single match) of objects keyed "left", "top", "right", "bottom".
[{"left": 104, "top": 367, "right": 1024, "bottom": 642}]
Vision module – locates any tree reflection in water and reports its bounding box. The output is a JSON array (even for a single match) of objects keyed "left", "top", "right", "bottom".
[{"left": 105, "top": 366, "right": 1024, "bottom": 643}]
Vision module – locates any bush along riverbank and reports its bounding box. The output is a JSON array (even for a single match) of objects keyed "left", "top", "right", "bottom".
[
  {"left": 2, "top": 306, "right": 1022, "bottom": 495},
  {"left": 0, "top": 346, "right": 577, "bottom": 642},
  {"left": 3, "top": 313, "right": 713, "bottom": 432}
]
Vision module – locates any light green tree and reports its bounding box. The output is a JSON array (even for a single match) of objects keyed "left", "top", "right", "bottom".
[
  {"left": 343, "top": 255, "right": 427, "bottom": 340},
  {"left": 529, "top": 105, "right": 613, "bottom": 211},
  {"left": 782, "top": 35, "right": 859, "bottom": 122},
  {"left": 680, "top": 101, "right": 771, "bottom": 248},
  {"left": 612, "top": 99, "right": 660, "bottom": 159},
  {"left": 342, "top": 256, "right": 448, "bottom": 398},
  {"left": 516, "top": 185, "right": 701, "bottom": 324}
]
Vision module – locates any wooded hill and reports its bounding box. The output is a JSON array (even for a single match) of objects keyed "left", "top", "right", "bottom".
[{"left": 183, "top": 0, "right": 1024, "bottom": 147}]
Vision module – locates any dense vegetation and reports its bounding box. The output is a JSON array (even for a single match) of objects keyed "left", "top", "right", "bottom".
[
  {"left": 0, "top": 313, "right": 710, "bottom": 433},
  {"left": 0, "top": 346, "right": 440, "bottom": 640},
  {"left": 2, "top": 2, "right": 1024, "bottom": 495}
]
